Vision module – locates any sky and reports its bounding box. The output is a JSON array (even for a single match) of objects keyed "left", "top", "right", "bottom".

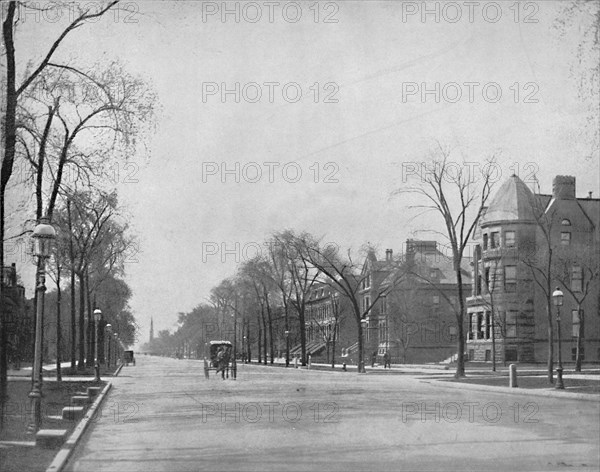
[{"left": 5, "top": 0, "right": 599, "bottom": 345}]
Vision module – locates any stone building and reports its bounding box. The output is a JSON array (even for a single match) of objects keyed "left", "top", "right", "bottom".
[
  {"left": 359, "top": 241, "right": 471, "bottom": 364},
  {"left": 466, "top": 175, "right": 600, "bottom": 363}
]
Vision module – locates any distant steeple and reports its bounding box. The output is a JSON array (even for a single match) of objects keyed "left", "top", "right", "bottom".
[{"left": 150, "top": 317, "right": 154, "bottom": 342}]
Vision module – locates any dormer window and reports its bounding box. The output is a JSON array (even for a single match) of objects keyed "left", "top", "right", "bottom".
[{"left": 561, "top": 219, "right": 571, "bottom": 226}]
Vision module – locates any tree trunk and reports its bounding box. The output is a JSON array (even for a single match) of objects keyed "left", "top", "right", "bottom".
[
  {"left": 331, "top": 331, "right": 336, "bottom": 369},
  {"left": 77, "top": 272, "right": 86, "bottom": 370},
  {"left": 246, "top": 322, "right": 251, "bottom": 363},
  {"left": 285, "top": 307, "right": 290, "bottom": 367},
  {"left": 0, "top": 1, "right": 17, "bottom": 403},
  {"left": 68, "top": 200, "right": 77, "bottom": 369},
  {"left": 299, "top": 306, "right": 307, "bottom": 366},
  {"left": 261, "top": 309, "right": 267, "bottom": 365},
  {"left": 266, "top": 299, "right": 274, "bottom": 364},
  {"left": 547, "top": 302, "right": 554, "bottom": 384},
  {"left": 455, "top": 265, "right": 466, "bottom": 378},
  {"left": 56, "top": 267, "right": 62, "bottom": 381},
  {"left": 575, "top": 306, "right": 584, "bottom": 372},
  {"left": 257, "top": 322, "right": 262, "bottom": 364},
  {"left": 86, "top": 271, "right": 93, "bottom": 367}
]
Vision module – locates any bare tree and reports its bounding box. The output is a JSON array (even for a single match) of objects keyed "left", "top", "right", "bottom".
[
  {"left": 273, "top": 230, "right": 320, "bottom": 366},
  {"left": 553, "top": 243, "right": 600, "bottom": 371},
  {"left": 521, "top": 195, "right": 557, "bottom": 384},
  {"left": 300, "top": 237, "right": 405, "bottom": 373},
  {"left": 396, "top": 144, "right": 495, "bottom": 377},
  {"left": 1, "top": 0, "right": 119, "bottom": 401}
]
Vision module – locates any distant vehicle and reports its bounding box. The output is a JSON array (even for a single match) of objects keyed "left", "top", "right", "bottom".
[
  {"left": 124, "top": 350, "right": 135, "bottom": 366},
  {"left": 204, "top": 341, "right": 232, "bottom": 379}
]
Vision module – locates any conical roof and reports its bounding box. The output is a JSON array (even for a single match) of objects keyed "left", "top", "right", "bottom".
[{"left": 481, "top": 174, "right": 536, "bottom": 224}]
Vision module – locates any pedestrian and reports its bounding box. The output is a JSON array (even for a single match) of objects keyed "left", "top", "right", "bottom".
[
  {"left": 383, "top": 351, "right": 391, "bottom": 369},
  {"left": 371, "top": 350, "right": 377, "bottom": 367}
]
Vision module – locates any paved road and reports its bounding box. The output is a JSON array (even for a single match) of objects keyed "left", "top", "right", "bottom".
[{"left": 65, "top": 355, "right": 600, "bottom": 472}]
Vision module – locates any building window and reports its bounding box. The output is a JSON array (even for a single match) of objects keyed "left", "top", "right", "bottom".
[
  {"left": 572, "top": 309, "right": 582, "bottom": 337},
  {"left": 363, "top": 296, "right": 370, "bottom": 315},
  {"left": 504, "top": 231, "right": 516, "bottom": 247},
  {"left": 468, "top": 314, "right": 474, "bottom": 338},
  {"left": 476, "top": 275, "right": 482, "bottom": 296},
  {"left": 484, "top": 267, "right": 491, "bottom": 292},
  {"left": 477, "top": 312, "right": 484, "bottom": 339},
  {"left": 571, "top": 266, "right": 583, "bottom": 292},
  {"left": 560, "top": 232, "right": 571, "bottom": 246},
  {"left": 380, "top": 296, "right": 387, "bottom": 315},
  {"left": 485, "top": 311, "right": 491, "bottom": 339},
  {"left": 561, "top": 219, "right": 571, "bottom": 226},
  {"left": 483, "top": 233, "right": 488, "bottom": 250},
  {"left": 469, "top": 349, "right": 474, "bottom": 361},
  {"left": 506, "top": 311, "right": 517, "bottom": 338},
  {"left": 504, "top": 265, "right": 517, "bottom": 292},
  {"left": 485, "top": 350, "right": 491, "bottom": 361},
  {"left": 379, "top": 319, "right": 387, "bottom": 344},
  {"left": 490, "top": 232, "right": 500, "bottom": 248}
]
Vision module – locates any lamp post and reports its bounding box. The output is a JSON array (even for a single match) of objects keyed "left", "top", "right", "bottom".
[
  {"left": 105, "top": 324, "right": 112, "bottom": 368},
  {"left": 27, "top": 217, "right": 56, "bottom": 434},
  {"left": 93, "top": 308, "right": 102, "bottom": 382},
  {"left": 552, "top": 287, "right": 565, "bottom": 389},
  {"left": 360, "top": 319, "right": 367, "bottom": 374},
  {"left": 284, "top": 330, "right": 290, "bottom": 367},
  {"left": 114, "top": 333, "right": 119, "bottom": 365},
  {"left": 243, "top": 335, "right": 247, "bottom": 363},
  {"left": 231, "top": 310, "right": 237, "bottom": 380}
]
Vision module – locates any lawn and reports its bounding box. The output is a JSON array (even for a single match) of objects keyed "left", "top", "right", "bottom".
[
  {"left": 0, "top": 378, "right": 107, "bottom": 472},
  {"left": 444, "top": 375, "right": 600, "bottom": 394}
]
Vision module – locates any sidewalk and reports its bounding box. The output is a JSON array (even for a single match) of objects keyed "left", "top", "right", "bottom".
[{"left": 265, "top": 360, "right": 600, "bottom": 401}]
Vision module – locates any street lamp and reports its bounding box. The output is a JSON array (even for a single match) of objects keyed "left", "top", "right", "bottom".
[
  {"left": 27, "top": 217, "right": 56, "bottom": 434},
  {"left": 105, "top": 324, "right": 112, "bottom": 368},
  {"left": 360, "top": 319, "right": 368, "bottom": 373},
  {"left": 231, "top": 311, "right": 237, "bottom": 380},
  {"left": 114, "top": 333, "right": 119, "bottom": 365},
  {"left": 552, "top": 287, "right": 565, "bottom": 389},
  {"left": 93, "top": 308, "right": 102, "bottom": 382},
  {"left": 242, "top": 335, "right": 247, "bottom": 363},
  {"left": 284, "top": 330, "right": 290, "bottom": 367}
]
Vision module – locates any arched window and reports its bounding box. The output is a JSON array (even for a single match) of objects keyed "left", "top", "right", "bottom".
[{"left": 561, "top": 219, "right": 571, "bottom": 226}]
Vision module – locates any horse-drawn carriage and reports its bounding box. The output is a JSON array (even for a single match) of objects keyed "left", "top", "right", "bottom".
[{"left": 203, "top": 340, "right": 233, "bottom": 379}]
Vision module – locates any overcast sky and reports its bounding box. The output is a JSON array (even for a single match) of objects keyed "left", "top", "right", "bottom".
[{"left": 8, "top": 0, "right": 599, "bottom": 344}]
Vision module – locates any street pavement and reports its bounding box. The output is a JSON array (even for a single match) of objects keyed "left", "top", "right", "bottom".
[{"left": 65, "top": 355, "right": 600, "bottom": 472}]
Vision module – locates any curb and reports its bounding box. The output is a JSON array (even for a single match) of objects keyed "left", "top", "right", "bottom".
[
  {"left": 45, "top": 365, "right": 123, "bottom": 472},
  {"left": 421, "top": 377, "right": 600, "bottom": 402}
]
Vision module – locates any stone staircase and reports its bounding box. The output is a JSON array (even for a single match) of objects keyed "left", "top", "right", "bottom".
[{"left": 35, "top": 385, "right": 102, "bottom": 448}]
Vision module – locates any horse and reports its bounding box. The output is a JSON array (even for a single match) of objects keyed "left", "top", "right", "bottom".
[{"left": 214, "top": 346, "right": 231, "bottom": 379}]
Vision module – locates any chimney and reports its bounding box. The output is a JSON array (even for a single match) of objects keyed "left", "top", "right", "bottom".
[
  {"left": 552, "top": 175, "right": 576, "bottom": 200},
  {"left": 385, "top": 249, "right": 393, "bottom": 261}
]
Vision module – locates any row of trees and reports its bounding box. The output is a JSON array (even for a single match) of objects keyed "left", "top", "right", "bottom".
[
  {"left": 1, "top": 1, "right": 153, "bottom": 394},
  {"left": 148, "top": 145, "right": 598, "bottom": 381}
]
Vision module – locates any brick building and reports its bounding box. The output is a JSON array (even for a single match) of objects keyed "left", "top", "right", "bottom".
[
  {"left": 338, "top": 242, "right": 471, "bottom": 365},
  {"left": 466, "top": 175, "right": 600, "bottom": 363}
]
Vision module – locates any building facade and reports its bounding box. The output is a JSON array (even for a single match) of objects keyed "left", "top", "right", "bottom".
[
  {"left": 359, "top": 241, "right": 471, "bottom": 364},
  {"left": 466, "top": 175, "right": 600, "bottom": 363}
]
